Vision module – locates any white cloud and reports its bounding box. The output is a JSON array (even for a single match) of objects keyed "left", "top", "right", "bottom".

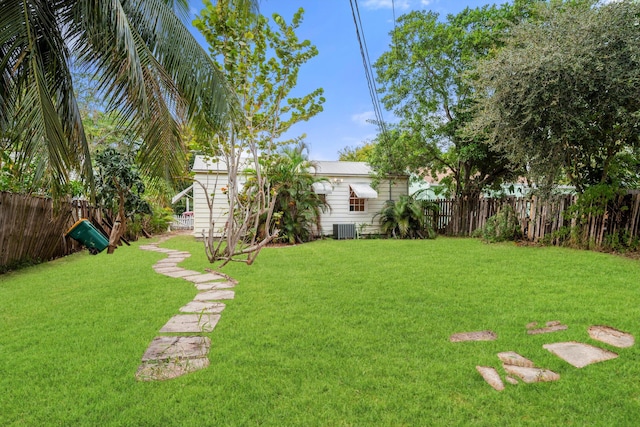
[{"left": 351, "top": 111, "right": 376, "bottom": 126}]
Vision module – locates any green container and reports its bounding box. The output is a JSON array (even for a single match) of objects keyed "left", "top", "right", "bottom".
[{"left": 66, "top": 219, "right": 109, "bottom": 254}]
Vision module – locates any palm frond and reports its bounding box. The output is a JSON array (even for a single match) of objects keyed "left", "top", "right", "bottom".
[{"left": 1, "top": 0, "right": 90, "bottom": 195}]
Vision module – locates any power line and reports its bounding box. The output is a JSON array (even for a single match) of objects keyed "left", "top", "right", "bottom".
[
  {"left": 349, "top": 0, "right": 397, "bottom": 200},
  {"left": 349, "top": 0, "right": 388, "bottom": 138}
]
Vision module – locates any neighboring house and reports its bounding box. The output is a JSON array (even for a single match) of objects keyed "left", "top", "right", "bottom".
[
  {"left": 190, "top": 155, "right": 409, "bottom": 238},
  {"left": 409, "top": 170, "right": 574, "bottom": 199}
]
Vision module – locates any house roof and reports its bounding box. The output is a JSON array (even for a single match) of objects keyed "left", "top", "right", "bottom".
[
  {"left": 311, "top": 161, "right": 373, "bottom": 176},
  {"left": 192, "top": 155, "right": 253, "bottom": 173},
  {"left": 193, "top": 156, "right": 375, "bottom": 177}
]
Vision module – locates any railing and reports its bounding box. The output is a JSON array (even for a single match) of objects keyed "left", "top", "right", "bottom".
[{"left": 171, "top": 213, "right": 194, "bottom": 230}]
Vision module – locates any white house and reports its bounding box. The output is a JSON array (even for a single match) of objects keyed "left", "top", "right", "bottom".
[
  {"left": 190, "top": 155, "right": 409, "bottom": 238},
  {"left": 311, "top": 161, "right": 408, "bottom": 237}
]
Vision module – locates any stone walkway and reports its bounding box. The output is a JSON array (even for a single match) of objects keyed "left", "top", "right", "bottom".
[
  {"left": 452, "top": 321, "right": 635, "bottom": 391},
  {"left": 135, "top": 236, "right": 237, "bottom": 381}
]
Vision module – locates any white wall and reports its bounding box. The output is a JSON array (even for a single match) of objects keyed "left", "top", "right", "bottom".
[
  {"left": 193, "top": 170, "right": 408, "bottom": 238},
  {"left": 192, "top": 171, "right": 230, "bottom": 238},
  {"left": 318, "top": 178, "right": 408, "bottom": 236}
]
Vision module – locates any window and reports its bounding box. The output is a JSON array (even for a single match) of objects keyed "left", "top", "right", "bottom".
[{"left": 349, "top": 188, "right": 365, "bottom": 212}]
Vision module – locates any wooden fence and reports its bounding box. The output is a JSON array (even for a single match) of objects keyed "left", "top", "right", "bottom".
[
  {"left": 431, "top": 191, "right": 640, "bottom": 248},
  {"left": 0, "top": 192, "right": 104, "bottom": 270}
]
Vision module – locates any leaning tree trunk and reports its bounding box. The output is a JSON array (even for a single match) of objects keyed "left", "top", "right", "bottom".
[{"left": 107, "top": 192, "right": 126, "bottom": 254}]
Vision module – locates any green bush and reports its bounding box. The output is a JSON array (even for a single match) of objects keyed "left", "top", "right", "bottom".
[
  {"left": 480, "top": 204, "right": 522, "bottom": 243},
  {"left": 376, "top": 195, "right": 438, "bottom": 239}
]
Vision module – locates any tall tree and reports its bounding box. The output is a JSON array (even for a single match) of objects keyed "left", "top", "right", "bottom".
[
  {"left": 468, "top": 0, "right": 640, "bottom": 193},
  {"left": 194, "top": 3, "right": 325, "bottom": 265},
  {"left": 0, "top": 0, "right": 257, "bottom": 197},
  {"left": 338, "top": 143, "right": 375, "bottom": 162},
  {"left": 373, "top": 1, "right": 541, "bottom": 197}
]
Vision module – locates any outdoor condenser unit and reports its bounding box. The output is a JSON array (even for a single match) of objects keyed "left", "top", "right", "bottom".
[{"left": 333, "top": 223, "right": 356, "bottom": 240}]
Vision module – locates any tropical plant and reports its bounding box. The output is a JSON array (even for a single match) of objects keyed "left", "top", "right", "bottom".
[
  {"left": 376, "top": 195, "right": 437, "bottom": 239},
  {"left": 1, "top": 0, "right": 257, "bottom": 197},
  {"left": 263, "top": 143, "right": 329, "bottom": 244}
]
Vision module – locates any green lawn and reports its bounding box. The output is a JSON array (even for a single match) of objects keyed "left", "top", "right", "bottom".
[{"left": 1, "top": 236, "right": 640, "bottom": 426}]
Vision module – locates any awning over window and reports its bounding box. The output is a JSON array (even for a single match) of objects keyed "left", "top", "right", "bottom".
[
  {"left": 312, "top": 181, "right": 333, "bottom": 195},
  {"left": 350, "top": 183, "right": 378, "bottom": 199}
]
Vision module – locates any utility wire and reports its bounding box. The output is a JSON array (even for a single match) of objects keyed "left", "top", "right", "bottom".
[
  {"left": 349, "top": 0, "right": 397, "bottom": 200},
  {"left": 349, "top": 0, "right": 388, "bottom": 138}
]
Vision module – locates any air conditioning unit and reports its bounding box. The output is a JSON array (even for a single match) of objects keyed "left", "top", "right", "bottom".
[{"left": 333, "top": 223, "right": 356, "bottom": 240}]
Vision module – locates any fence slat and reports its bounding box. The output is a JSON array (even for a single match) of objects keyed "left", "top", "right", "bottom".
[{"left": 430, "top": 192, "right": 638, "bottom": 249}]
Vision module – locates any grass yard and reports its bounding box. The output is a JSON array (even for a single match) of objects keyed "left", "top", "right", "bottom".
[{"left": 1, "top": 236, "right": 640, "bottom": 426}]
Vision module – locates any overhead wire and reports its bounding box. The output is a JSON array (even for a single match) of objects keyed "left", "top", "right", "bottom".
[
  {"left": 348, "top": 0, "right": 388, "bottom": 138},
  {"left": 349, "top": 0, "right": 398, "bottom": 200}
]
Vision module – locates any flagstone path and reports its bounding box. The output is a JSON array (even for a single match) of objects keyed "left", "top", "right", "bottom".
[
  {"left": 135, "top": 236, "right": 236, "bottom": 381},
  {"left": 453, "top": 321, "right": 635, "bottom": 391}
]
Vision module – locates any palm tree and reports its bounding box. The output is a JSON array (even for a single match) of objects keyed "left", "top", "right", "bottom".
[
  {"left": 376, "top": 195, "right": 437, "bottom": 239},
  {"left": 0, "top": 0, "right": 257, "bottom": 196},
  {"left": 269, "top": 143, "right": 330, "bottom": 244},
  {"left": 244, "top": 142, "right": 330, "bottom": 244}
]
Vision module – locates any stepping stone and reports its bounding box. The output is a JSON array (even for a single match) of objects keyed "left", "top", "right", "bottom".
[
  {"left": 153, "top": 261, "right": 178, "bottom": 268},
  {"left": 136, "top": 358, "right": 209, "bottom": 381},
  {"left": 195, "top": 281, "right": 236, "bottom": 291},
  {"left": 498, "top": 351, "right": 535, "bottom": 368},
  {"left": 527, "top": 324, "right": 568, "bottom": 335},
  {"left": 543, "top": 342, "right": 618, "bottom": 368},
  {"left": 141, "top": 336, "right": 211, "bottom": 362},
  {"left": 161, "top": 269, "right": 202, "bottom": 278},
  {"left": 505, "top": 376, "right": 518, "bottom": 385},
  {"left": 165, "top": 256, "right": 187, "bottom": 262},
  {"left": 153, "top": 266, "right": 184, "bottom": 273},
  {"left": 152, "top": 248, "right": 176, "bottom": 253},
  {"left": 502, "top": 364, "right": 560, "bottom": 383},
  {"left": 476, "top": 366, "right": 504, "bottom": 391},
  {"left": 159, "top": 314, "right": 221, "bottom": 333},
  {"left": 194, "top": 290, "right": 235, "bottom": 301},
  {"left": 588, "top": 325, "right": 635, "bottom": 348},
  {"left": 450, "top": 330, "right": 497, "bottom": 342},
  {"left": 182, "top": 273, "right": 226, "bottom": 283},
  {"left": 179, "top": 301, "right": 226, "bottom": 314}
]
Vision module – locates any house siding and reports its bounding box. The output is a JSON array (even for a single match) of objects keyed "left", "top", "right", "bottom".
[
  {"left": 319, "top": 178, "right": 408, "bottom": 236},
  {"left": 192, "top": 171, "right": 231, "bottom": 237},
  {"left": 190, "top": 156, "right": 408, "bottom": 238}
]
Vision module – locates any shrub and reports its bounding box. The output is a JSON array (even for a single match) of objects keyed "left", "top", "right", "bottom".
[{"left": 480, "top": 204, "right": 522, "bottom": 243}]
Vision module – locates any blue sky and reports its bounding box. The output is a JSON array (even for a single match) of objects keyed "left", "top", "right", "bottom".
[{"left": 187, "top": 0, "right": 504, "bottom": 160}]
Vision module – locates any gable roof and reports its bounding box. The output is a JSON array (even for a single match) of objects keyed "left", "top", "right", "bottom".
[
  {"left": 311, "top": 161, "right": 373, "bottom": 176},
  {"left": 193, "top": 156, "right": 375, "bottom": 177},
  {"left": 192, "top": 155, "right": 253, "bottom": 173}
]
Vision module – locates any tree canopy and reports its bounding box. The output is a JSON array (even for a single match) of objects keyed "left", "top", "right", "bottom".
[
  {"left": 469, "top": 0, "right": 640, "bottom": 192},
  {"left": 372, "top": 1, "right": 541, "bottom": 197},
  {"left": 194, "top": 3, "right": 324, "bottom": 265},
  {"left": 0, "top": 0, "right": 257, "bottom": 197}
]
